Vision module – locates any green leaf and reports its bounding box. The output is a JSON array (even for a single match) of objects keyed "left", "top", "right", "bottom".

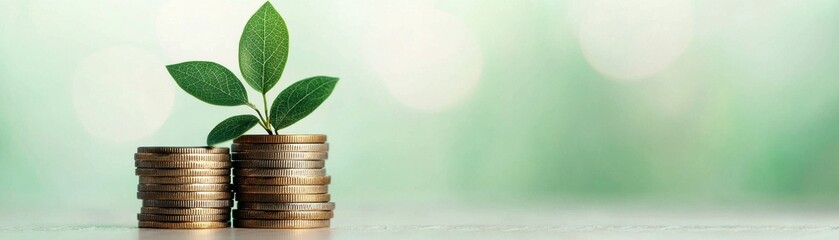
[
  {"left": 207, "top": 115, "right": 260, "bottom": 145},
  {"left": 239, "top": 1, "right": 289, "bottom": 93},
  {"left": 166, "top": 61, "right": 249, "bottom": 106},
  {"left": 270, "top": 76, "right": 339, "bottom": 130}
]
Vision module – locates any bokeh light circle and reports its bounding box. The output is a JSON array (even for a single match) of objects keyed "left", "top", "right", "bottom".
[
  {"left": 361, "top": 5, "right": 483, "bottom": 111},
  {"left": 72, "top": 46, "right": 174, "bottom": 142},
  {"left": 577, "top": 0, "right": 693, "bottom": 81},
  {"left": 156, "top": 0, "right": 245, "bottom": 69}
]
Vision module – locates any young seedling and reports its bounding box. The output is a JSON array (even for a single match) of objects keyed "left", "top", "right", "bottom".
[{"left": 165, "top": 1, "right": 338, "bottom": 145}]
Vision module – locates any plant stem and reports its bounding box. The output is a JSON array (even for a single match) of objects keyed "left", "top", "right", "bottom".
[
  {"left": 247, "top": 103, "right": 272, "bottom": 134},
  {"left": 262, "top": 92, "right": 272, "bottom": 132}
]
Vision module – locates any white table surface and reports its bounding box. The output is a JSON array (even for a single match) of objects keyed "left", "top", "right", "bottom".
[{"left": 2, "top": 203, "right": 839, "bottom": 240}]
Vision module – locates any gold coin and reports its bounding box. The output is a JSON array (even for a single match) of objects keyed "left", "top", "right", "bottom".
[
  {"left": 140, "top": 207, "right": 230, "bottom": 215},
  {"left": 232, "top": 143, "right": 328, "bottom": 152},
  {"left": 233, "top": 152, "right": 327, "bottom": 160},
  {"left": 137, "top": 147, "right": 229, "bottom": 154},
  {"left": 236, "top": 202, "right": 335, "bottom": 211},
  {"left": 137, "top": 192, "right": 233, "bottom": 200},
  {"left": 232, "top": 160, "right": 324, "bottom": 169},
  {"left": 137, "top": 184, "right": 231, "bottom": 192},
  {"left": 139, "top": 176, "right": 230, "bottom": 184},
  {"left": 134, "top": 153, "right": 230, "bottom": 162},
  {"left": 138, "top": 221, "right": 229, "bottom": 229},
  {"left": 137, "top": 214, "right": 230, "bottom": 222},
  {"left": 233, "top": 210, "right": 333, "bottom": 220},
  {"left": 234, "top": 134, "right": 326, "bottom": 144},
  {"left": 233, "top": 176, "right": 331, "bottom": 185},
  {"left": 233, "top": 185, "right": 327, "bottom": 194},
  {"left": 235, "top": 193, "right": 330, "bottom": 203},
  {"left": 135, "top": 168, "right": 230, "bottom": 176},
  {"left": 233, "top": 168, "right": 325, "bottom": 177},
  {"left": 142, "top": 200, "right": 233, "bottom": 208},
  {"left": 233, "top": 219, "right": 329, "bottom": 229},
  {"left": 135, "top": 160, "right": 231, "bottom": 169}
]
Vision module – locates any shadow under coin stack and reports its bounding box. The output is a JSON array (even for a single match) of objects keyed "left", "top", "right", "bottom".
[
  {"left": 135, "top": 147, "right": 233, "bottom": 229},
  {"left": 231, "top": 135, "right": 334, "bottom": 229}
]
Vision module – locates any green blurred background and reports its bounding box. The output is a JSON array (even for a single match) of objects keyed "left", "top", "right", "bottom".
[{"left": 1, "top": 0, "right": 838, "bottom": 215}]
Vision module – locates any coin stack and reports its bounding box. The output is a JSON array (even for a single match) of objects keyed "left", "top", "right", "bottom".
[
  {"left": 231, "top": 135, "right": 334, "bottom": 229},
  {"left": 134, "top": 147, "right": 233, "bottom": 229}
]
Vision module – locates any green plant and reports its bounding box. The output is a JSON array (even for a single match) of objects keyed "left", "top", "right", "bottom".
[{"left": 166, "top": 1, "right": 339, "bottom": 145}]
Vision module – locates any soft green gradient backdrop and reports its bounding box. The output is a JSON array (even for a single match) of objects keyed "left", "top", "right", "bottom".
[{"left": 1, "top": 0, "right": 838, "bottom": 214}]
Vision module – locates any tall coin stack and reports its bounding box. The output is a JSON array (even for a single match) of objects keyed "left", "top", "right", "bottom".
[
  {"left": 135, "top": 147, "right": 233, "bottom": 229},
  {"left": 231, "top": 135, "right": 334, "bottom": 229}
]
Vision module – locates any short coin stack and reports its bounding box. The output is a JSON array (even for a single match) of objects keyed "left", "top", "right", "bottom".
[
  {"left": 135, "top": 147, "right": 233, "bottom": 229},
  {"left": 231, "top": 135, "right": 334, "bottom": 229}
]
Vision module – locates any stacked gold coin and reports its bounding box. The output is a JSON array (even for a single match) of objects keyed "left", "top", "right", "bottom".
[
  {"left": 231, "top": 135, "right": 333, "bottom": 229},
  {"left": 135, "top": 147, "right": 233, "bottom": 229}
]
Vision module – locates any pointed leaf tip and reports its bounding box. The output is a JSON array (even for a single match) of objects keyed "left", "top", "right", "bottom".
[{"left": 262, "top": 1, "right": 275, "bottom": 9}]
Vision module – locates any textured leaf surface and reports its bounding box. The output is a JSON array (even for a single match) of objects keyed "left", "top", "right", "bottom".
[
  {"left": 166, "top": 61, "right": 249, "bottom": 106},
  {"left": 270, "top": 76, "right": 338, "bottom": 130},
  {"left": 239, "top": 1, "right": 289, "bottom": 93},
  {"left": 207, "top": 114, "right": 260, "bottom": 145}
]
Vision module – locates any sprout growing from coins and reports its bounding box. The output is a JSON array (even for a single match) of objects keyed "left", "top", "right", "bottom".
[{"left": 166, "top": 1, "right": 338, "bottom": 146}]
